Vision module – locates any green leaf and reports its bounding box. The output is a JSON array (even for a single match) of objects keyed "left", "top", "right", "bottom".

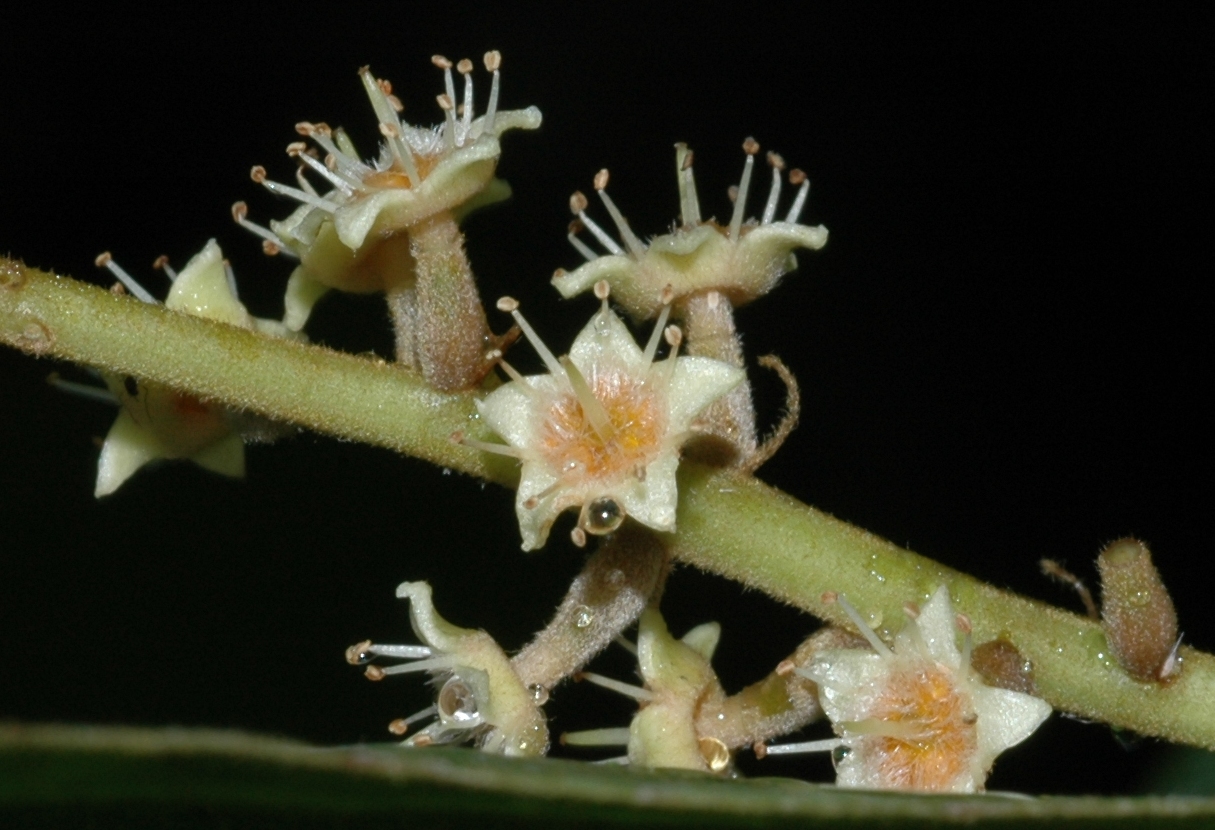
[{"left": 2, "top": 724, "right": 1214, "bottom": 828}]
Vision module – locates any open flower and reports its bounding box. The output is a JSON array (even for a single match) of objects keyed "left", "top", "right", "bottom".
[
  {"left": 88, "top": 241, "right": 292, "bottom": 496},
  {"left": 469, "top": 284, "right": 744, "bottom": 550},
  {"left": 346, "top": 581, "right": 548, "bottom": 757},
  {"left": 236, "top": 53, "right": 541, "bottom": 330},
  {"left": 552, "top": 141, "right": 827, "bottom": 322},
  {"left": 764, "top": 586, "right": 1052, "bottom": 792}
]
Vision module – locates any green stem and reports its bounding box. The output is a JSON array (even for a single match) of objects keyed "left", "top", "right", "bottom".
[{"left": 4, "top": 259, "right": 1214, "bottom": 748}]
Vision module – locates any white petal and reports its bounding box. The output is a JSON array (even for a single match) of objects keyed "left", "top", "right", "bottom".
[
  {"left": 165, "top": 240, "right": 253, "bottom": 328},
  {"left": 804, "top": 650, "right": 891, "bottom": 725},
  {"left": 476, "top": 382, "right": 539, "bottom": 450},
  {"left": 907, "top": 585, "right": 962, "bottom": 668},
  {"left": 514, "top": 466, "right": 563, "bottom": 551},
  {"left": 971, "top": 684, "right": 1052, "bottom": 769},
  {"left": 664, "top": 357, "right": 746, "bottom": 432},
  {"left": 95, "top": 409, "right": 165, "bottom": 497},
  {"left": 619, "top": 451, "right": 679, "bottom": 532},
  {"left": 568, "top": 307, "right": 645, "bottom": 376},
  {"left": 190, "top": 433, "right": 246, "bottom": 479}
]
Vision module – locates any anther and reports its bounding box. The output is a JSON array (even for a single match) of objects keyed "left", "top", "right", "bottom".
[
  {"left": 457, "top": 59, "right": 473, "bottom": 75},
  {"left": 286, "top": 141, "right": 308, "bottom": 156},
  {"left": 483, "top": 50, "right": 502, "bottom": 72},
  {"left": 955, "top": 613, "right": 973, "bottom": 635},
  {"left": 571, "top": 527, "right": 588, "bottom": 548},
  {"left": 496, "top": 296, "right": 519, "bottom": 313},
  {"left": 231, "top": 201, "right": 249, "bottom": 222},
  {"left": 903, "top": 602, "right": 921, "bottom": 619},
  {"left": 364, "top": 665, "right": 386, "bottom": 681},
  {"left": 437, "top": 94, "right": 454, "bottom": 111},
  {"left": 570, "top": 191, "right": 589, "bottom": 214},
  {"left": 431, "top": 55, "right": 453, "bottom": 69},
  {"left": 593, "top": 280, "right": 611, "bottom": 300},
  {"left": 388, "top": 719, "right": 410, "bottom": 736},
  {"left": 789, "top": 168, "right": 807, "bottom": 185},
  {"left": 663, "top": 324, "right": 682, "bottom": 349},
  {"left": 821, "top": 591, "right": 838, "bottom": 604},
  {"left": 775, "top": 659, "right": 796, "bottom": 676},
  {"left": 262, "top": 240, "right": 281, "bottom": 256},
  {"left": 743, "top": 137, "right": 760, "bottom": 155},
  {"left": 761, "top": 152, "right": 785, "bottom": 224},
  {"left": 152, "top": 255, "right": 177, "bottom": 282},
  {"left": 346, "top": 640, "right": 374, "bottom": 665},
  {"left": 250, "top": 165, "right": 267, "bottom": 183},
  {"left": 785, "top": 169, "right": 811, "bottom": 224},
  {"left": 594, "top": 169, "right": 610, "bottom": 190}
]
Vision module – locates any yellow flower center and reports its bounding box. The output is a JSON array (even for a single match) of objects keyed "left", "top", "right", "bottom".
[{"left": 538, "top": 369, "right": 665, "bottom": 480}]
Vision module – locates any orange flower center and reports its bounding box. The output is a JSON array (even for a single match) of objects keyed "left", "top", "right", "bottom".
[
  {"left": 538, "top": 368, "right": 665, "bottom": 480},
  {"left": 865, "top": 663, "right": 977, "bottom": 791}
]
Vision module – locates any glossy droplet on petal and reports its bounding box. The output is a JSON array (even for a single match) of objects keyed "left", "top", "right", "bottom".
[
  {"left": 584, "top": 497, "right": 624, "bottom": 535},
  {"left": 574, "top": 606, "right": 595, "bottom": 629},
  {"left": 437, "top": 677, "right": 480, "bottom": 723}
]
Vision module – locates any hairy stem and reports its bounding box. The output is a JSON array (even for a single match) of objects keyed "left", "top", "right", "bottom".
[{"left": 4, "top": 258, "right": 1214, "bottom": 748}]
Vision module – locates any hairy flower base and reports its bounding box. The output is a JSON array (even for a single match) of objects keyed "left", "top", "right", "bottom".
[{"left": 474, "top": 288, "right": 743, "bottom": 549}]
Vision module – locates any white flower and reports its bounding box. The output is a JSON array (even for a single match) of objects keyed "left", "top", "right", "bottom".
[
  {"left": 234, "top": 53, "right": 541, "bottom": 330},
  {"left": 470, "top": 285, "right": 744, "bottom": 550},
  {"left": 766, "top": 586, "right": 1052, "bottom": 792},
  {"left": 347, "top": 581, "right": 548, "bottom": 757},
  {"left": 90, "top": 241, "right": 292, "bottom": 496},
  {"left": 552, "top": 142, "right": 827, "bottom": 322}
]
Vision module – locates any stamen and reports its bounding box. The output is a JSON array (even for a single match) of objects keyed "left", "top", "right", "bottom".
[
  {"left": 759, "top": 736, "right": 845, "bottom": 756},
  {"left": 46, "top": 372, "right": 118, "bottom": 405},
  {"left": 251, "top": 166, "right": 340, "bottom": 214},
  {"left": 497, "top": 297, "right": 565, "bottom": 376},
  {"left": 641, "top": 300, "right": 673, "bottom": 368},
  {"left": 94, "top": 252, "right": 157, "bottom": 304},
  {"left": 452, "top": 431, "right": 525, "bottom": 458},
  {"left": 835, "top": 594, "right": 894, "bottom": 658},
  {"left": 728, "top": 137, "right": 760, "bottom": 242},
  {"left": 358, "top": 67, "right": 420, "bottom": 183},
  {"left": 289, "top": 143, "right": 355, "bottom": 196},
  {"left": 576, "top": 671, "right": 654, "bottom": 702},
  {"left": 567, "top": 221, "right": 598, "bottom": 261},
  {"left": 376, "top": 656, "right": 458, "bottom": 676},
  {"left": 152, "top": 255, "right": 177, "bottom": 282},
  {"left": 294, "top": 165, "right": 319, "bottom": 197},
  {"left": 594, "top": 169, "right": 646, "bottom": 257},
  {"left": 457, "top": 58, "right": 475, "bottom": 139},
  {"left": 389, "top": 704, "right": 438, "bottom": 735},
  {"left": 223, "top": 260, "right": 239, "bottom": 300},
  {"left": 297, "top": 122, "right": 369, "bottom": 181},
  {"left": 785, "top": 169, "right": 810, "bottom": 224},
  {"left": 614, "top": 635, "right": 638, "bottom": 655},
  {"left": 436, "top": 93, "right": 458, "bottom": 150},
  {"left": 570, "top": 191, "right": 624, "bottom": 256},
  {"left": 560, "top": 357, "right": 617, "bottom": 443},
  {"left": 761, "top": 151, "right": 785, "bottom": 224},
  {"left": 674, "top": 142, "right": 701, "bottom": 226},
  {"left": 483, "top": 50, "right": 502, "bottom": 133},
  {"left": 561, "top": 727, "right": 632, "bottom": 747}
]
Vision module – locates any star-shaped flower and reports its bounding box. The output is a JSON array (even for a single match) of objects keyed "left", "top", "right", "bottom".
[
  {"left": 470, "top": 284, "right": 744, "bottom": 550},
  {"left": 236, "top": 53, "right": 541, "bottom": 330},
  {"left": 91, "top": 240, "right": 288, "bottom": 496},
  {"left": 765, "top": 586, "right": 1052, "bottom": 792},
  {"left": 347, "top": 581, "right": 548, "bottom": 757},
  {"left": 552, "top": 141, "right": 827, "bottom": 322}
]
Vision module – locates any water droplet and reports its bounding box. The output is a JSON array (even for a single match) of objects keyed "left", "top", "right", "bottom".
[
  {"left": 574, "top": 605, "right": 595, "bottom": 628},
  {"left": 528, "top": 684, "right": 550, "bottom": 705},
  {"left": 583, "top": 498, "right": 624, "bottom": 535},
  {"left": 830, "top": 745, "right": 851, "bottom": 768},
  {"left": 437, "top": 678, "right": 480, "bottom": 724}
]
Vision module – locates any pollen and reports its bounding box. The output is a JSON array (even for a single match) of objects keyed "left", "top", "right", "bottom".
[{"left": 538, "top": 370, "right": 666, "bottom": 479}]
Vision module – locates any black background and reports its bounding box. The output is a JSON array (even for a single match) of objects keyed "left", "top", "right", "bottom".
[{"left": 0, "top": 5, "right": 1209, "bottom": 795}]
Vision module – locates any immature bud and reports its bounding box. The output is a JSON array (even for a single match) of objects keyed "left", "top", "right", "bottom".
[{"left": 1097, "top": 538, "right": 1181, "bottom": 683}]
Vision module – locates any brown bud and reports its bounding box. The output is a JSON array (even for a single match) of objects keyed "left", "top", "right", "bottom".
[
  {"left": 1097, "top": 538, "right": 1180, "bottom": 683},
  {"left": 971, "top": 637, "right": 1037, "bottom": 695}
]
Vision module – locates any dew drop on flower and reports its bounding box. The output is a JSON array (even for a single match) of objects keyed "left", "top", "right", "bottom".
[
  {"left": 438, "top": 678, "right": 480, "bottom": 723},
  {"left": 574, "top": 606, "right": 595, "bottom": 629},
  {"left": 584, "top": 498, "right": 624, "bottom": 535}
]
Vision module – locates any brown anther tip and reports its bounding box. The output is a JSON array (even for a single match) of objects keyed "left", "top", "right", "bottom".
[
  {"left": 659, "top": 284, "right": 675, "bottom": 305},
  {"left": 436, "top": 93, "right": 454, "bottom": 111},
  {"left": 431, "top": 54, "right": 452, "bottom": 69},
  {"left": 286, "top": 141, "right": 307, "bottom": 156},
  {"left": 573, "top": 672, "right": 587, "bottom": 683},
  {"left": 743, "top": 137, "right": 760, "bottom": 155},
  {"left": 388, "top": 718, "right": 410, "bottom": 736},
  {"left": 483, "top": 50, "right": 502, "bottom": 72},
  {"left": 955, "top": 613, "right": 973, "bottom": 634},
  {"left": 364, "top": 665, "right": 386, "bottom": 681},
  {"left": 250, "top": 165, "right": 268, "bottom": 183},
  {"left": 727, "top": 185, "right": 740, "bottom": 203},
  {"left": 523, "top": 496, "right": 539, "bottom": 510},
  {"left": 821, "top": 590, "right": 838, "bottom": 604},
  {"left": 262, "top": 240, "right": 281, "bottom": 256},
  {"left": 450, "top": 430, "right": 466, "bottom": 445},
  {"left": 754, "top": 742, "right": 769, "bottom": 760},
  {"left": 313, "top": 122, "right": 332, "bottom": 137},
  {"left": 412, "top": 734, "right": 434, "bottom": 747},
  {"left": 775, "top": 659, "right": 796, "bottom": 676},
  {"left": 94, "top": 252, "right": 112, "bottom": 268},
  {"left": 681, "top": 149, "right": 695, "bottom": 171},
  {"left": 593, "top": 279, "right": 611, "bottom": 300},
  {"left": 558, "top": 733, "right": 569, "bottom": 746},
  {"left": 152, "top": 255, "right": 170, "bottom": 270},
  {"left": 569, "top": 191, "right": 589, "bottom": 214},
  {"left": 109, "top": 282, "right": 126, "bottom": 296},
  {"left": 357, "top": 65, "right": 371, "bottom": 77},
  {"left": 386, "top": 94, "right": 403, "bottom": 113},
  {"left": 567, "top": 219, "right": 585, "bottom": 235},
  {"left": 903, "top": 602, "right": 920, "bottom": 620},
  {"left": 663, "top": 325, "right": 682, "bottom": 349},
  {"left": 496, "top": 296, "right": 520, "bottom": 313},
  {"left": 767, "top": 151, "right": 786, "bottom": 170},
  {"left": 457, "top": 58, "right": 473, "bottom": 75},
  {"left": 230, "top": 201, "right": 248, "bottom": 222},
  {"left": 593, "top": 169, "right": 610, "bottom": 190},
  {"left": 552, "top": 268, "right": 569, "bottom": 281},
  {"left": 295, "top": 121, "right": 315, "bottom": 136},
  {"left": 345, "top": 640, "right": 372, "bottom": 665},
  {"left": 571, "top": 527, "right": 588, "bottom": 548},
  {"left": 789, "top": 168, "right": 807, "bottom": 185},
  {"left": 376, "top": 77, "right": 393, "bottom": 95}
]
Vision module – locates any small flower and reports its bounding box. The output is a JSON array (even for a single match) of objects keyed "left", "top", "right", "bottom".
[
  {"left": 468, "top": 283, "right": 744, "bottom": 550},
  {"left": 564, "top": 607, "right": 733, "bottom": 773},
  {"left": 764, "top": 586, "right": 1052, "bottom": 792},
  {"left": 552, "top": 141, "right": 827, "bottom": 322},
  {"left": 235, "top": 53, "right": 541, "bottom": 330},
  {"left": 87, "top": 241, "right": 291, "bottom": 496},
  {"left": 347, "top": 581, "right": 548, "bottom": 757}
]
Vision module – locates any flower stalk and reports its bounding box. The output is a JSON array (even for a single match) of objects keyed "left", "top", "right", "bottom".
[{"left": 3, "top": 256, "right": 1215, "bottom": 749}]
